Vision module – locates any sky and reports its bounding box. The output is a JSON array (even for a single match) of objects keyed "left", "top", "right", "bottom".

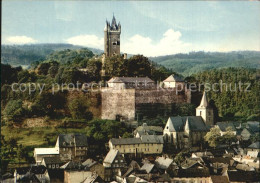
[{"left": 2, "top": 1, "right": 260, "bottom": 57}]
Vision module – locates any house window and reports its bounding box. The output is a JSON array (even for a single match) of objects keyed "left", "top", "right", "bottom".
[
  {"left": 200, "top": 111, "right": 202, "bottom": 116},
  {"left": 48, "top": 165, "right": 51, "bottom": 168},
  {"left": 56, "top": 164, "right": 59, "bottom": 168},
  {"left": 115, "top": 160, "right": 118, "bottom": 163}
]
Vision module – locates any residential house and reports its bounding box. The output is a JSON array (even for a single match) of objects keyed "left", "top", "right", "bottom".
[
  {"left": 14, "top": 165, "right": 49, "bottom": 183},
  {"left": 34, "top": 147, "right": 59, "bottom": 165},
  {"left": 41, "top": 157, "right": 63, "bottom": 169},
  {"left": 246, "top": 141, "right": 260, "bottom": 152},
  {"left": 162, "top": 74, "right": 185, "bottom": 89},
  {"left": 216, "top": 122, "right": 238, "bottom": 136},
  {"left": 82, "top": 159, "right": 105, "bottom": 180},
  {"left": 241, "top": 121, "right": 260, "bottom": 140},
  {"left": 34, "top": 133, "right": 88, "bottom": 163},
  {"left": 109, "top": 135, "right": 164, "bottom": 155},
  {"left": 103, "top": 149, "right": 126, "bottom": 182},
  {"left": 192, "top": 151, "right": 214, "bottom": 159},
  {"left": 155, "top": 156, "right": 177, "bottom": 171},
  {"left": 64, "top": 170, "right": 104, "bottom": 183},
  {"left": 57, "top": 133, "right": 88, "bottom": 162},
  {"left": 134, "top": 123, "right": 163, "bottom": 138}
]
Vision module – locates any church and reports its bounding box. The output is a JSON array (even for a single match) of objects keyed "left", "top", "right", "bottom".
[{"left": 163, "top": 92, "right": 214, "bottom": 149}]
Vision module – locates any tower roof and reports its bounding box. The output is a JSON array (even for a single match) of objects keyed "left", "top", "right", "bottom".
[
  {"left": 198, "top": 91, "right": 209, "bottom": 108},
  {"left": 184, "top": 118, "right": 190, "bottom": 131},
  {"left": 111, "top": 14, "right": 118, "bottom": 30},
  {"left": 105, "top": 14, "right": 120, "bottom": 32}
]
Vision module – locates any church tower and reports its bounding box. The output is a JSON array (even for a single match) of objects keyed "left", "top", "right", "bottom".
[
  {"left": 196, "top": 91, "right": 214, "bottom": 126},
  {"left": 104, "top": 14, "right": 121, "bottom": 57}
]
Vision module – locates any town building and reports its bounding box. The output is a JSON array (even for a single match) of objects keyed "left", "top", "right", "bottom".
[
  {"left": 216, "top": 122, "right": 238, "bottom": 136},
  {"left": 134, "top": 123, "right": 163, "bottom": 138},
  {"left": 109, "top": 135, "right": 164, "bottom": 155},
  {"left": 103, "top": 149, "right": 127, "bottom": 182},
  {"left": 34, "top": 133, "right": 88, "bottom": 163},
  {"left": 41, "top": 157, "right": 64, "bottom": 170},
  {"left": 163, "top": 74, "right": 185, "bottom": 89}
]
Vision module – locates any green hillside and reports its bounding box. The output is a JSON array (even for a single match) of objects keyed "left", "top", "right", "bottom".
[
  {"left": 150, "top": 51, "right": 260, "bottom": 76},
  {"left": 1, "top": 44, "right": 103, "bottom": 67}
]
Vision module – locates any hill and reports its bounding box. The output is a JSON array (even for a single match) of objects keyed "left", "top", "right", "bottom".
[
  {"left": 150, "top": 51, "right": 260, "bottom": 76},
  {"left": 1, "top": 44, "right": 103, "bottom": 67}
]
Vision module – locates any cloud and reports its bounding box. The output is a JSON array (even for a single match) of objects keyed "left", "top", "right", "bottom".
[
  {"left": 6, "top": 36, "right": 37, "bottom": 44},
  {"left": 122, "top": 29, "right": 191, "bottom": 57},
  {"left": 66, "top": 35, "right": 103, "bottom": 49}
]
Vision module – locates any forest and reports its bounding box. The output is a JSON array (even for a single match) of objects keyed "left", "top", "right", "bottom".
[{"left": 150, "top": 51, "right": 260, "bottom": 76}]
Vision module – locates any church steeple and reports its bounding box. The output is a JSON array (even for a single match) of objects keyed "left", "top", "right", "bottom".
[
  {"left": 196, "top": 91, "right": 214, "bottom": 127},
  {"left": 198, "top": 91, "right": 209, "bottom": 108}
]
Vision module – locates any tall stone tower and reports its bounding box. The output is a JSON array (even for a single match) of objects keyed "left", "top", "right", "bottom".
[
  {"left": 104, "top": 15, "right": 121, "bottom": 57},
  {"left": 196, "top": 91, "right": 214, "bottom": 126}
]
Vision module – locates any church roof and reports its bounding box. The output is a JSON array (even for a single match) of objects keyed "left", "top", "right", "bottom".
[
  {"left": 163, "top": 74, "right": 184, "bottom": 82},
  {"left": 197, "top": 91, "right": 209, "bottom": 108},
  {"left": 164, "top": 116, "right": 208, "bottom": 132}
]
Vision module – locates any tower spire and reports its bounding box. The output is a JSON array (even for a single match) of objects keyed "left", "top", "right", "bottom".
[{"left": 199, "top": 91, "right": 209, "bottom": 108}]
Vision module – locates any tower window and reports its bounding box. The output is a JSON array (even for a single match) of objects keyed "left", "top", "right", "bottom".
[
  {"left": 112, "top": 42, "right": 117, "bottom": 45},
  {"left": 200, "top": 111, "right": 202, "bottom": 116},
  {"left": 117, "top": 41, "right": 120, "bottom": 45}
]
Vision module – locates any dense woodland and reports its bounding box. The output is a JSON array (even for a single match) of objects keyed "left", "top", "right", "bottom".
[
  {"left": 1, "top": 47, "right": 259, "bottom": 170},
  {"left": 150, "top": 51, "right": 260, "bottom": 76}
]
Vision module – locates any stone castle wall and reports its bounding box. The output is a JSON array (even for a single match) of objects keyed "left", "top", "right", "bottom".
[
  {"left": 101, "top": 88, "right": 191, "bottom": 120},
  {"left": 101, "top": 89, "right": 135, "bottom": 120}
]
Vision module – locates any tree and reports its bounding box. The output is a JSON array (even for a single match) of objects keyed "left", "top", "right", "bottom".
[
  {"left": 37, "top": 62, "right": 51, "bottom": 75},
  {"left": 221, "top": 127, "right": 237, "bottom": 146},
  {"left": 3, "top": 99, "right": 25, "bottom": 122},
  {"left": 86, "top": 59, "right": 102, "bottom": 82},
  {"left": 204, "top": 126, "right": 222, "bottom": 148},
  {"left": 127, "top": 55, "right": 152, "bottom": 77},
  {"left": 68, "top": 96, "right": 93, "bottom": 120}
]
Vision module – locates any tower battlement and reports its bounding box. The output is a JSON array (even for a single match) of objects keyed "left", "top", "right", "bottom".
[{"left": 104, "top": 15, "right": 121, "bottom": 57}]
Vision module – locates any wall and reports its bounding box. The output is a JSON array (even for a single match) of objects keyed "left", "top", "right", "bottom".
[
  {"left": 101, "top": 88, "right": 191, "bottom": 121},
  {"left": 101, "top": 89, "right": 135, "bottom": 120}
]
